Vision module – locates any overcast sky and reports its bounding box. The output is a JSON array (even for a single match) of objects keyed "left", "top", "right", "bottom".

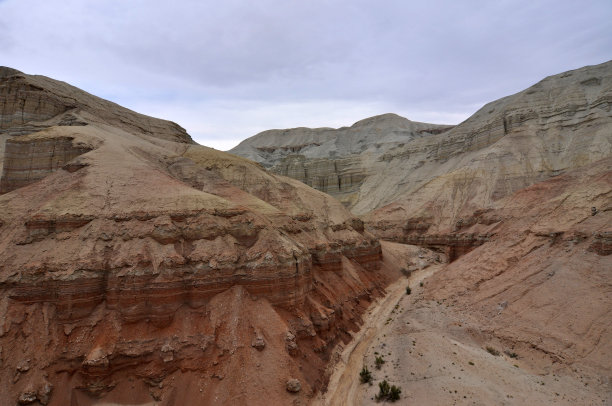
[{"left": 1, "top": 0, "right": 611, "bottom": 150}]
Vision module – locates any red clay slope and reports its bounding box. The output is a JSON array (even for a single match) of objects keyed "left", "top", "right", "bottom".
[{"left": 0, "top": 68, "right": 401, "bottom": 405}]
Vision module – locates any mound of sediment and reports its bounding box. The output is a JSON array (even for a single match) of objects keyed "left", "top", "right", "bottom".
[
  {"left": 0, "top": 68, "right": 399, "bottom": 405},
  {"left": 230, "top": 113, "right": 452, "bottom": 207}
]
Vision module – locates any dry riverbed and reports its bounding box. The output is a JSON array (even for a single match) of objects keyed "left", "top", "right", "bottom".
[{"left": 316, "top": 256, "right": 610, "bottom": 405}]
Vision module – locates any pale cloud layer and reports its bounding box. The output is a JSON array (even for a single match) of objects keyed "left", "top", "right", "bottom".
[{"left": 1, "top": 0, "right": 611, "bottom": 149}]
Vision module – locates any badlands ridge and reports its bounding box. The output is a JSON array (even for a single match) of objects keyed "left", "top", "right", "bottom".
[{"left": 0, "top": 61, "right": 611, "bottom": 405}]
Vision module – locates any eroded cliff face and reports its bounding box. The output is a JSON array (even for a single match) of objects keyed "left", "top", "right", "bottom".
[
  {"left": 424, "top": 158, "right": 612, "bottom": 379},
  {"left": 0, "top": 136, "right": 93, "bottom": 193},
  {"left": 231, "top": 62, "right": 612, "bottom": 397},
  {"left": 0, "top": 66, "right": 192, "bottom": 142},
  {"left": 0, "top": 69, "right": 396, "bottom": 405},
  {"left": 272, "top": 155, "right": 367, "bottom": 207},
  {"left": 365, "top": 61, "right": 612, "bottom": 225},
  {"left": 229, "top": 113, "right": 453, "bottom": 207},
  {"left": 232, "top": 62, "right": 612, "bottom": 227},
  {"left": 358, "top": 61, "right": 612, "bottom": 265}
]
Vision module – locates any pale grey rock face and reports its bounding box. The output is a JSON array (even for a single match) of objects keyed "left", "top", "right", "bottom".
[
  {"left": 229, "top": 113, "right": 453, "bottom": 207},
  {"left": 230, "top": 61, "right": 612, "bottom": 219},
  {"left": 361, "top": 60, "right": 612, "bottom": 224}
]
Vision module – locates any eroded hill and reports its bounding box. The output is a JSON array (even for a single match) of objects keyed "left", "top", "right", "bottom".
[{"left": 0, "top": 68, "right": 403, "bottom": 405}]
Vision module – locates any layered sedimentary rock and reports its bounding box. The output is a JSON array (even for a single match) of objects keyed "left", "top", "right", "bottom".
[
  {"left": 358, "top": 61, "right": 612, "bottom": 264},
  {"left": 272, "top": 155, "right": 367, "bottom": 207},
  {"left": 230, "top": 113, "right": 453, "bottom": 207},
  {"left": 424, "top": 158, "right": 612, "bottom": 379},
  {"left": 359, "top": 63, "right": 612, "bottom": 390},
  {"left": 0, "top": 136, "right": 92, "bottom": 193},
  {"left": 0, "top": 69, "right": 394, "bottom": 405},
  {"left": 232, "top": 61, "right": 612, "bottom": 227},
  {"left": 364, "top": 61, "right": 612, "bottom": 226},
  {"left": 0, "top": 66, "right": 191, "bottom": 146},
  {"left": 234, "top": 62, "right": 611, "bottom": 398}
]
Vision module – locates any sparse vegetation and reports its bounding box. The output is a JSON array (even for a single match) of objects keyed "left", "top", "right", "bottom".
[
  {"left": 375, "top": 380, "right": 402, "bottom": 402},
  {"left": 389, "top": 385, "right": 402, "bottom": 401},
  {"left": 376, "top": 380, "right": 390, "bottom": 400},
  {"left": 504, "top": 350, "right": 518, "bottom": 358},
  {"left": 375, "top": 356, "right": 385, "bottom": 369},
  {"left": 468, "top": 361, "right": 474, "bottom": 366},
  {"left": 360, "top": 365, "right": 372, "bottom": 384},
  {"left": 406, "top": 286, "right": 411, "bottom": 295},
  {"left": 486, "top": 346, "right": 500, "bottom": 356},
  {"left": 419, "top": 281, "right": 423, "bottom": 287}
]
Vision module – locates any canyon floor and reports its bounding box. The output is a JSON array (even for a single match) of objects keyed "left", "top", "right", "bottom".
[
  {"left": 317, "top": 245, "right": 611, "bottom": 406},
  {"left": 1, "top": 63, "right": 610, "bottom": 405}
]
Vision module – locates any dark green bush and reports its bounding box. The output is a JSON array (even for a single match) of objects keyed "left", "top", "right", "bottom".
[
  {"left": 406, "top": 286, "right": 411, "bottom": 295},
  {"left": 360, "top": 365, "right": 372, "bottom": 384},
  {"left": 375, "top": 356, "right": 385, "bottom": 369},
  {"left": 375, "top": 380, "right": 402, "bottom": 402},
  {"left": 376, "top": 380, "right": 390, "bottom": 400},
  {"left": 486, "top": 346, "right": 500, "bottom": 356},
  {"left": 504, "top": 350, "right": 518, "bottom": 358},
  {"left": 389, "top": 385, "right": 402, "bottom": 401}
]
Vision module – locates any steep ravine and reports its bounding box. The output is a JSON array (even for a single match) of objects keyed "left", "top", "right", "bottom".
[{"left": 0, "top": 68, "right": 404, "bottom": 405}]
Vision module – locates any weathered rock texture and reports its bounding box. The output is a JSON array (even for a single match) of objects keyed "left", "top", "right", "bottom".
[
  {"left": 0, "top": 136, "right": 92, "bottom": 193},
  {"left": 0, "top": 66, "right": 191, "bottom": 142},
  {"left": 232, "top": 62, "right": 612, "bottom": 224},
  {"left": 230, "top": 113, "right": 453, "bottom": 207},
  {"left": 234, "top": 61, "right": 612, "bottom": 401},
  {"left": 364, "top": 61, "right": 612, "bottom": 231},
  {"left": 0, "top": 66, "right": 192, "bottom": 186},
  {"left": 0, "top": 69, "right": 400, "bottom": 405},
  {"left": 424, "top": 158, "right": 612, "bottom": 383},
  {"left": 361, "top": 62, "right": 611, "bottom": 400}
]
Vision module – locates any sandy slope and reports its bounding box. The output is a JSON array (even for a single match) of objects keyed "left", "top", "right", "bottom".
[
  {"left": 316, "top": 264, "right": 441, "bottom": 405},
  {"left": 0, "top": 68, "right": 393, "bottom": 405},
  {"left": 317, "top": 250, "right": 611, "bottom": 406}
]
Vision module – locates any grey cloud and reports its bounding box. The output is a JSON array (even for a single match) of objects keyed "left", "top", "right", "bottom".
[{"left": 0, "top": 0, "right": 611, "bottom": 149}]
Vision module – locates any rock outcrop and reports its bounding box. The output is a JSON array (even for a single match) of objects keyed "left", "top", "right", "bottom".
[
  {"left": 356, "top": 61, "right": 612, "bottom": 264},
  {"left": 364, "top": 61, "right": 612, "bottom": 227},
  {"left": 230, "top": 113, "right": 453, "bottom": 207},
  {"left": 233, "top": 62, "right": 612, "bottom": 400},
  {"left": 424, "top": 157, "right": 612, "bottom": 378},
  {"left": 0, "top": 136, "right": 93, "bottom": 193},
  {"left": 357, "top": 62, "right": 611, "bottom": 394},
  {"left": 0, "top": 67, "right": 192, "bottom": 143},
  {"left": 232, "top": 61, "right": 612, "bottom": 226},
  {"left": 0, "top": 68, "right": 398, "bottom": 405}
]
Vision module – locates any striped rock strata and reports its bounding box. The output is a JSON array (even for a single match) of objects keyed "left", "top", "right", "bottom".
[
  {"left": 362, "top": 61, "right": 612, "bottom": 264},
  {"left": 0, "top": 69, "right": 393, "bottom": 405},
  {"left": 230, "top": 113, "right": 452, "bottom": 207}
]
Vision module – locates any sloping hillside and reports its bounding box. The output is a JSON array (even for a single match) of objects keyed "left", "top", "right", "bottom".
[{"left": 0, "top": 68, "right": 400, "bottom": 405}]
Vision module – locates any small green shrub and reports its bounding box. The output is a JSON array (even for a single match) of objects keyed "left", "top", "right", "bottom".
[
  {"left": 406, "top": 286, "right": 411, "bottom": 295},
  {"left": 375, "top": 356, "right": 385, "bottom": 369},
  {"left": 486, "top": 346, "right": 500, "bottom": 356},
  {"left": 389, "top": 385, "right": 402, "bottom": 401},
  {"left": 504, "top": 350, "right": 518, "bottom": 358},
  {"left": 375, "top": 380, "right": 402, "bottom": 402},
  {"left": 376, "top": 380, "right": 390, "bottom": 400},
  {"left": 360, "top": 365, "right": 372, "bottom": 384},
  {"left": 419, "top": 281, "right": 423, "bottom": 287}
]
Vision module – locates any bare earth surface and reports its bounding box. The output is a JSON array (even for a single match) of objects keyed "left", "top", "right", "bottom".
[
  {"left": 318, "top": 252, "right": 611, "bottom": 405},
  {"left": 0, "top": 67, "right": 396, "bottom": 405},
  {"left": 315, "top": 246, "right": 442, "bottom": 406},
  {"left": 1, "top": 61, "right": 611, "bottom": 406}
]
